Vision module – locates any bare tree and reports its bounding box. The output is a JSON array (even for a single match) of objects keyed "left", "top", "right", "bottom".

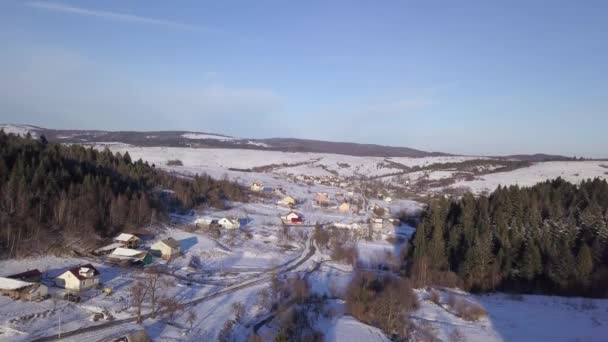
[
  {"left": 144, "top": 265, "right": 175, "bottom": 318},
  {"left": 130, "top": 280, "right": 148, "bottom": 324},
  {"left": 186, "top": 309, "right": 197, "bottom": 330}
]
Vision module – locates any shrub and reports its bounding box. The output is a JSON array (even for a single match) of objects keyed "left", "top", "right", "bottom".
[
  {"left": 446, "top": 294, "right": 487, "bottom": 321},
  {"left": 428, "top": 289, "right": 441, "bottom": 305},
  {"left": 167, "top": 159, "right": 183, "bottom": 166},
  {"left": 346, "top": 271, "right": 418, "bottom": 338}
]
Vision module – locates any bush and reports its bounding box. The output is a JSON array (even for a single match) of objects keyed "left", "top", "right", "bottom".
[
  {"left": 167, "top": 159, "right": 183, "bottom": 166},
  {"left": 427, "top": 289, "right": 441, "bottom": 305},
  {"left": 345, "top": 271, "right": 418, "bottom": 338},
  {"left": 446, "top": 294, "right": 487, "bottom": 321}
]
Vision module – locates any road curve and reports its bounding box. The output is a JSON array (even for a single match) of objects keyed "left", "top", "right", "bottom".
[{"left": 32, "top": 238, "right": 316, "bottom": 342}]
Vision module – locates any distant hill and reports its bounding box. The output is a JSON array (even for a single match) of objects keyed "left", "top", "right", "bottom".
[
  {"left": 0, "top": 124, "right": 580, "bottom": 160},
  {"left": 0, "top": 124, "right": 447, "bottom": 158}
]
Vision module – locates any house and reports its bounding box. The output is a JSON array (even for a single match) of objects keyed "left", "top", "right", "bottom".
[
  {"left": 370, "top": 218, "right": 384, "bottom": 230},
  {"left": 194, "top": 217, "right": 217, "bottom": 229},
  {"left": 278, "top": 196, "right": 297, "bottom": 207},
  {"left": 114, "top": 233, "right": 141, "bottom": 248},
  {"left": 151, "top": 238, "right": 181, "bottom": 260},
  {"left": 0, "top": 277, "right": 47, "bottom": 301},
  {"left": 218, "top": 217, "right": 241, "bottom": 229},
  {"left": 384, "top": 197, "right": 393, "bottom": 203},
  {"left": 315, "top": 192, "right": 330, "bottom": 206},
  {"left": 93, "top": 242, "right": 124, "bottom": 256},
  {"left": 55, "top": 264, "right": 100, "bottom": 292},
  {"left": 251, "top": 182, "right": 264, "bottom": 192},
  {"left": 281, "top": 211, "right": 303, "bottom": 225},
  {"left": 108, "top": 248, "right": 152, "bottom": 265},
  {"left": 338, "top": 202, "right": 351, "bottom": 212},
  {"left": 7, "top": 269, "right": 42, "bottom": 283}
]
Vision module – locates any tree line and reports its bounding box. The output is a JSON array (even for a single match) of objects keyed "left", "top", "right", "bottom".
[
  {"left": 0, "top": 131, "right": 247, "bottom": 258},
  {"left": 408, "top": 177, "right": 608, "bottom": 297}
]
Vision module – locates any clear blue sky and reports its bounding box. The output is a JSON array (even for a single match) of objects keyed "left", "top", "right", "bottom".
[{"left": 1, "top": 0, "right": 606, "bottom": 157}]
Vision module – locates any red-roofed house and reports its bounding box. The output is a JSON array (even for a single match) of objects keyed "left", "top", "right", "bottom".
[{"left": 55, "top": 264, "right": 100, "bottom": 292}]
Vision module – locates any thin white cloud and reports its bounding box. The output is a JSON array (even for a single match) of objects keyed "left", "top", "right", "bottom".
[{"left": 27, "top": 1, "right": 222, "bottom": 33}]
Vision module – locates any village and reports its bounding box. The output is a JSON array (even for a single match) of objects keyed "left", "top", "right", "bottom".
[{"left": 0, "top": 173, "right": 420, "bottom": 341}]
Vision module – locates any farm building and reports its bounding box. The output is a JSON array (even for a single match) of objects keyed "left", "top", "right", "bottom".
[
  {"left": 251, "top": 182, "right": 264, "bottom": 192},
  {"left": 55, "top": 264, "right": 100, "bottom": 292},
  {"left": 114, "top": 233, "right": 141, "bottom": 248},
  {"left": 151, "top": 238, "right": 180, "bottom": 260},
  {"left": 7, "top": 269, "right": 42, "bottom": 283},
  {"left": 0, "top": 277, "right": 48, "bottom": 301},
  {"left": 218, "top": 217, "right": 240, "bottom": 229},
  {"left": 107, "top": 248, "right": 153, "bottom": 265},
  {"left": 281, "top": 211, "right": 303, "bottom": 225}
]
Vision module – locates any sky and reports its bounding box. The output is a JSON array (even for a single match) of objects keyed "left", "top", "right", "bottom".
[{"left": 0, "top": 0, "right": 606, "bottom": 157}]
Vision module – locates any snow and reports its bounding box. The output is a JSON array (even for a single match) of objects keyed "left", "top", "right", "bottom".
[
  {"left": 0, "top": 277, "right": 32, "bottom": 290},
  {"left": 411, "top": 289, "right": 608, "bottom": 342},
  {"left": 114, "top": 233, "right": 137, "bottom": 242},
  {"left": 181, "top": 133, "right": 236, "bottom": 141},
  {"left": 110, "top": 248, "right": 144, "bottom": 257},
  {"left": 450, "top": 161, "right": 608, "bottom": 194},
  {"left": 0, "top": 124, "right": 38, "bottom": 138},
  {"left": 324, "top": 315, "right": 390, "bottom": 342}
]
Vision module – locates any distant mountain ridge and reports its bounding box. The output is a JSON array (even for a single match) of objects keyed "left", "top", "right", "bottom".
[{"left": 0, "top": 124, "right": 575, "bottom": 160}]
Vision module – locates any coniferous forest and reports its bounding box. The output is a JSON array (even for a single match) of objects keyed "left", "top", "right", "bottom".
[
  {"left": 0, "top": 132, "right": 247, "bottom": 258},
  {"left": 408, "top": 178, "right": 608, "bottom": 297}
]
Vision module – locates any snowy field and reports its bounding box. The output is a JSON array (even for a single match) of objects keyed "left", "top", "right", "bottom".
[
  {"left": 450, "top": 161, "right": 608, "bottom": 194},
  {"left": 0, "top": 134, "right": 607, "bottom": 341}
]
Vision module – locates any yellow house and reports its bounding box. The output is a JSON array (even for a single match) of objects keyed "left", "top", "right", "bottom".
[
  {"left": 278, "top": 196, "right": 296, "bottom": 207},
  {"left": 55, "top": 264, "right": 100, "bottom": 292},
  {"left": 151, "top": 238, "right": 180, "bottom": 260},
  {"left": 338, "top": 202, "right": 351, "bottom": 212}
]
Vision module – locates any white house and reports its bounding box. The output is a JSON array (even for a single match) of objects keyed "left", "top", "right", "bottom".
[
  {"left": 114, "top": 233, "right": 141, "bottom": 248},
  {"left": 151, "top": 238, "right": 181, "bottom": 260},
  {"left": 55, "top": 264, "right": 100, "bottom": 292},
  {"left": 281, "top": 211, "right": 303, "bottom": 224},
  {"left": 251, "top": 182, "right": 264, "bottom": 192},
  {"left": 217, "top": 217, "right": 240, "bottom": 229}
]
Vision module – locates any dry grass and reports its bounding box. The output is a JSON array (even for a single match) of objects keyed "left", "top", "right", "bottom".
[
  {"left": 427, "top": 288, "right": 441, "bottom": 305},
  {"left": 447, "top": 294, "right": 487, "bottom": 322}
]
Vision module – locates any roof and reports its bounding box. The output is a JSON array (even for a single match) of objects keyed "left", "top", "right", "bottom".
[
  {"left": 159, "top": 237, "right": 180, "bottom": 249},
  {"left": 7, "top": 269, "right": 42, "bottom": 280},
  {"left": 114, "top": 233, "right": 139, "bottom": 242},
  {"left": 94, "top": 242, "right": 124, "bottom": 253},
  {"left": 111, "top": 248, "right": 146, "bottom": 257},
  {"left": 65, "top": 264, "right": 100, "bottom": 280},
  {"left": 0, "top": 277, "right": 33, "bottom": 290}
]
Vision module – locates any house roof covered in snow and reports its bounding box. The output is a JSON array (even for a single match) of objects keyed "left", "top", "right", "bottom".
[
  {"left": 111, "top": 248, "right": 146, "bottom": 257},
  {"left": 0, "top": 277, "right": 33, "bottom": 290},
  {"left": 114, "top": 233, "right": 139, "bottom": 242},
  {"left": 94, "top": 242, "right": 124, "bottom": 253},
  {"left": 65, "top": 264, "right": 100, "bottom": 280}
]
